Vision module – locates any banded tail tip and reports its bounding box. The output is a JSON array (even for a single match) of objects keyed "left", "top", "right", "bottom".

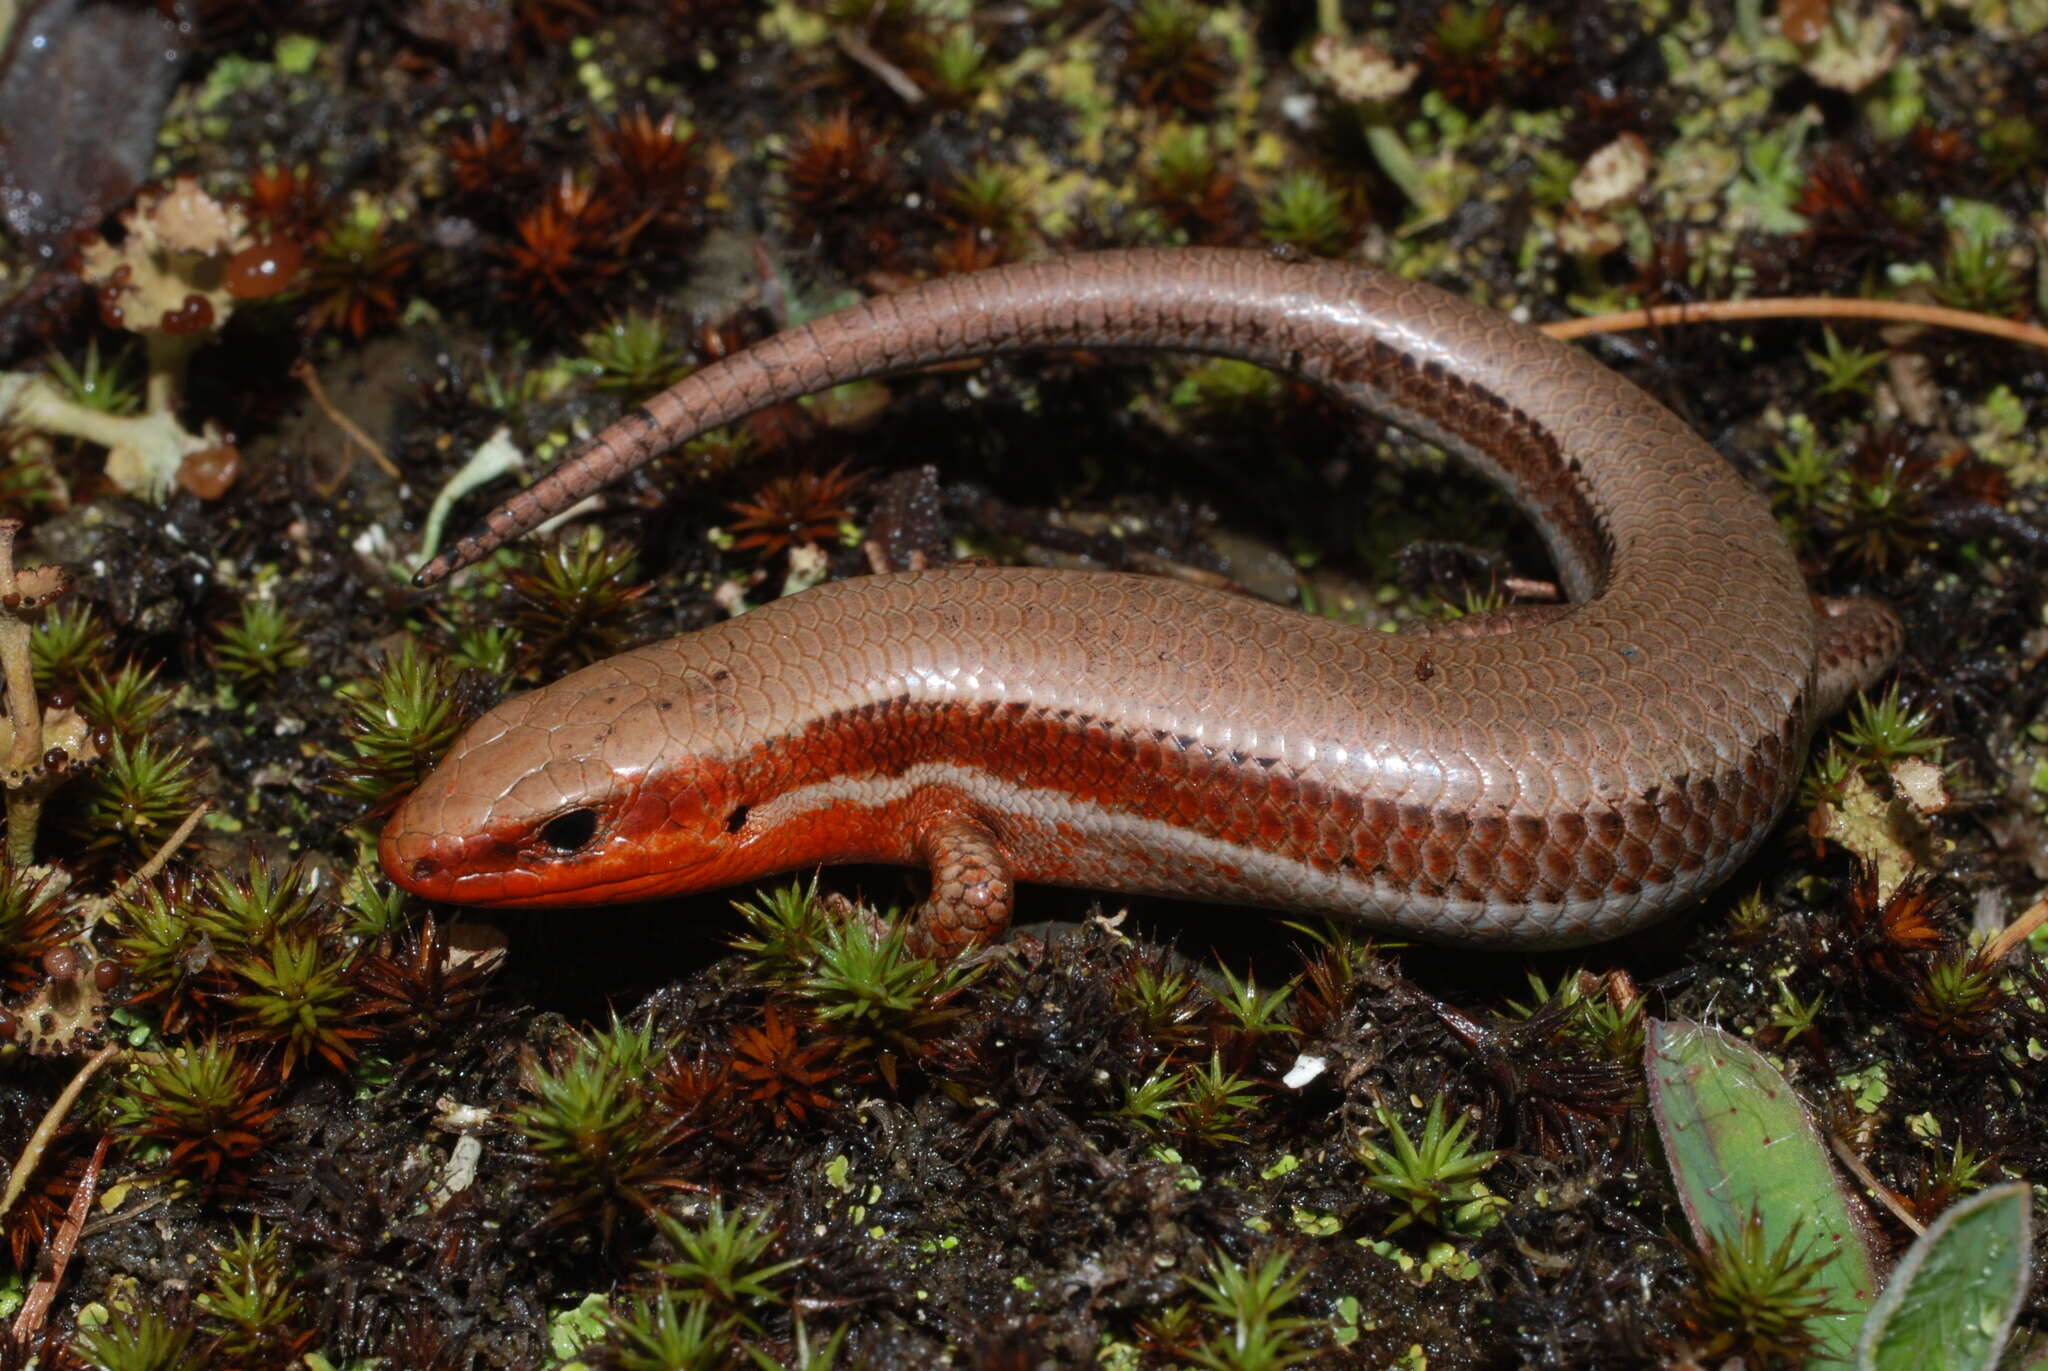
[
  {"left": 411, "top": 545, "right": 465, "bottom": 588},
  {"left": 412, "top": 523, "right": 498, "bottom": 588}
]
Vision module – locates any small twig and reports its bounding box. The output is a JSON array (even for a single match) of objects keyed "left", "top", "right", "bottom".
[
  {"left": 1541, "top": 297, "right": 2048, "bottom": 353},
  {"left": 113, "top": 801, "right": 211, "bottom": 900},
  {"left": 1501, "top": 576, "right": 1560, "bottom": 602},
  {"left": 1828, "top": 1131, "right": 1925, "bottom": 1237},
  {"left": 834, "top": 27, "right": 924, "bottom": 105},
  {"left": 1979, "top": 894, "right": 2048, "bottom": 970},
  {"left": 10, "top": 1133, "right": 109, "bottom": 1347},
  {"left": 310, "top": 446, "right": 356, "bottom": 499},
  {"left": 0, "top": 1041, "right": 120, "bottom": 1224},
  {"left": 77, "top": 1186, "right": 178, "bottom": 1239},
  {"left": 1125, "top": 549, "right": 1261, "bottom": 597},
  {"left": 292, "top": 357, "right": 402, "bottom": 481},
  {"left": 82, "top": 800, "right": 212, "bottom": 936}
]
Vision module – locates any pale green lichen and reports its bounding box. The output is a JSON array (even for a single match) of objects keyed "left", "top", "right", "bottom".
[
  {"left": 1801, "top": 4, "right": 1905, "bottom": 93},
  {"left": 274, "top": 33, "right": 322, "bottom": 75},
  {"left": 1722, "top": 105, "right": 1821, "bottom": 233},
  {"left": 0, "top": 177, "right": 244, "bottom": 497},
  {"left": 417, "top": 429, "right": 526, "bottom": 573},
  {"left": 1968, "top": 385, "right": 2044, "bottom": 482},
  {"left": 1811, "top": 764, "right": 1952, "bottom": 900}
]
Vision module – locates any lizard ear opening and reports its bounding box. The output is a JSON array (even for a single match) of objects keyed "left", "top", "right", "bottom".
[{"left": 538, "top": 807, "right": 600, "bottom": 853}]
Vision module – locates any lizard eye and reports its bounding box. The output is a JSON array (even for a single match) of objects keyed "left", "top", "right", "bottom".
[{"left": 537, "top": 807, "right": 600, "bottom": 853}]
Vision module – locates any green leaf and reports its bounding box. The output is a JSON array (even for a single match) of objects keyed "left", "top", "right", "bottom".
[
  {"left": 1856, "top": 1181, "right": 2032, "bottom": 1371},
  {"left": 1646, "top": 1018, "right": 1881, "bottom": 1365},
  {"left": 549, "top": 1291, "right": 610, "bottom": 1359}
]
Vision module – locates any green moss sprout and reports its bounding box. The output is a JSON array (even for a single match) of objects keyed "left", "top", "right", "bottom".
[
  {"left": 109, "top": 877, "right": 210, "bottom": 1030},
  {"left": 1725, "top": 888, "right": 1773, "bottom": 940},
  {"left": 1115, "top": 956, "right": 1204, "bottom": 1049},
  {"left": 197, "top": 1221, "right": 309, "bottom": 1363},
  {"left": 80, "top": 660, "right": 174, "bottom": 738},
  {"left": 110, "top": 1037, "right": 279, "bottom": 1181},
  {"left": 797, "top": 913, "right": 981, "bottom": 1088},
  {"left": 1682, "top": 1213, "right": 1845, "bottom": 1366},
  {"left": 1935, "top": 224, "right": 2026, "bottom": 316},
  {"left": 576, "top": 311, "right": 689, "bottom": 395},
  {"left": 212, "top": 599, "right": 310, "bottom": 689},
  {"left": 1184, "top": 1248, "right": 1316, "bottom": 1371},
  {"left": 603, "top": 1287, "right": 738, "bottom": 1371},
  {"left": 447, "top": 619, "right": 518, "bottom": 679},
  {"left": 29, "top": 601, "right": 112, "bottom": 688},
  {"left": 1765, "top": 983, "right": 1826, "bottom": 1045},
  {"left": 1117, "top": 1069, "right": 1187, "bottom": 1134},
  {"left": 1213, "top": 964, "right": 1297, "bottom": 1044},
  {"left": 920, "top": 25, "right": 989, "bottom": 104},
  {"left": 942, "top": 162, "right": 1028, "bottom": 241},
  {"left": 341, "top": 862, "right": 410, "bottom": 941},
  {"left": 224, "top": 929, "right": 366, "bottom": 1074},
  {"left": 1179, "top": 1051, "right": 1263, "bottom": 1147},
  {"left": 71, "top": 1304, "right": 209, "bottom": 1371},
  {"left": 1839, "top": 683, "right": 1944, "bottom": 768},
  {"left": 1258, "top": 171, "right": 1352, "bottom": 257},
  {"left": 45, "top": 338, "right": 142, "bottom": 416},
  {"left": 1506, "top": 971, "right": 1645, "bottom": 1061},
  {"left": 73, "top": 734, "right": 201, "bottom": 855},
  {"left": 1804, "top": 329, "right": 1888, "bottom": 398},
  {"left": 729, "top": 878, "right": 834, "bottom": 987},
  {"left": 647, "top": 1201, "right": 800, "bottom": 1323},
  {"left": 1906, "top": 950, "right": 2000, "bottom": 1036},
  {"left": 326, "top": 640, "right": 472, "bottom": 806},
  {"left": 1355, "top": 1094, "right": 1499, "bottom": 1234},
  {"left": 514, "top": 1016, "right": 690, "bottom": 1236},
  {"left": 506, "top": 528, "right": 652, "bottom": 672},
  {"left": 195, "top": 853, "right": 320, "bottom": 952},
  {"left": 1764, "top": 419, "right": 1839, "bottom": 522}
]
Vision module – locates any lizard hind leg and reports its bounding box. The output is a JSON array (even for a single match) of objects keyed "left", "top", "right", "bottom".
[{"left": 1812, "top": 596, "right": 1906, "bottom": 718}]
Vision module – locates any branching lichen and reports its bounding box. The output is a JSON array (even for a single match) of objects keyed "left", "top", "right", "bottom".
[
  {"left": 0, "top": 520, "right": 100, "bottom": 867},
  {"left": 0, "top": 176, "right": 251, "bottom": 497}
]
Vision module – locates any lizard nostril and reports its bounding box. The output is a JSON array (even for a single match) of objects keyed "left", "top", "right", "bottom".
[{"left": 409, "top": 855, "right": 441, "bottom": 881}]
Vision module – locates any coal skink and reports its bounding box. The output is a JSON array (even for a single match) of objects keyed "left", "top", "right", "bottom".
[{"left": 379, "top": 249, "right": 1902, "bottom": 951}]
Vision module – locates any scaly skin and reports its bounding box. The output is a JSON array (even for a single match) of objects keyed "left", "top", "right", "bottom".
[{"left": 381, "top": 249, "right": 1901, "bottom": 951}]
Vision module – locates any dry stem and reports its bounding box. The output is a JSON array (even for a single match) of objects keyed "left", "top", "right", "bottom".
[{"left": 1542, "top": 296, "right": 2048, "bottom": 352}]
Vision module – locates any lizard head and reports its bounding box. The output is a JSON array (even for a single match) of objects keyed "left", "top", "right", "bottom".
[{"left": 378, "top": 648, "right": 768, "bottom": 908}]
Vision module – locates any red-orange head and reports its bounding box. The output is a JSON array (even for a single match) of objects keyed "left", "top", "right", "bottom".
[{"left": 378, "top": 649, "right": 772, "bottom": 907}]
